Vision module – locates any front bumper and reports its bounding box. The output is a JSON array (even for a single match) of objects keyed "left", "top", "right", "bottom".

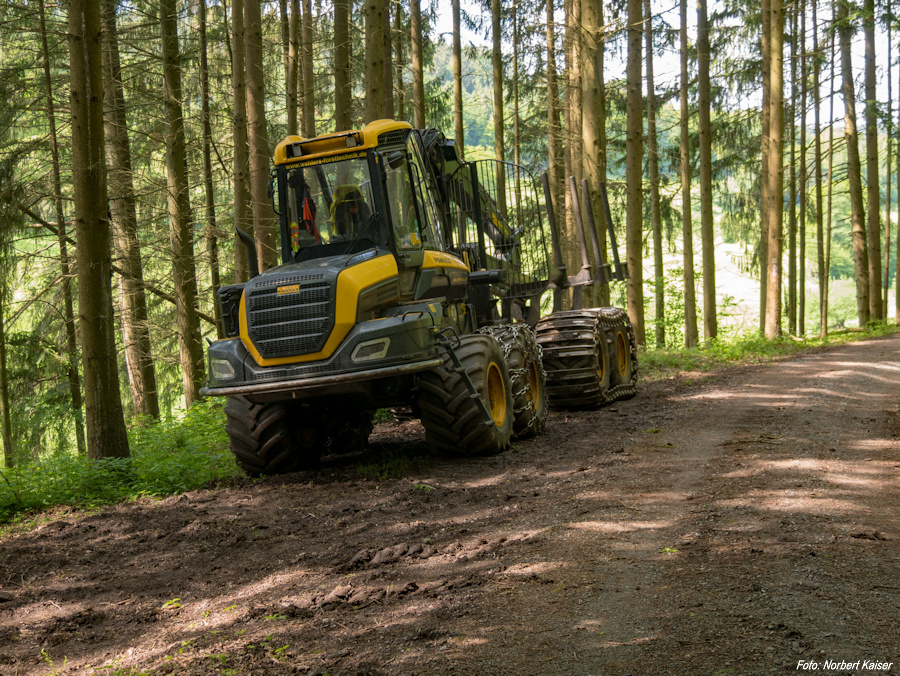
[{"left": 201, "top": 301, "right": 444, "bottom": 399}]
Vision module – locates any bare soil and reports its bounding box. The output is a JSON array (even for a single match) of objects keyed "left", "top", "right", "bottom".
[{"left": 2, "top": 334, "right": 900, "bottom": 676}]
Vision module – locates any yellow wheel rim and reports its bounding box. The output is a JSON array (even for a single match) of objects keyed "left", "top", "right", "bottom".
[
  {"left": 616, "top": 331, "right": 628, "bottom": 378},
  {"left": 486, "top": 362, "right": 507, "bottom": 427}
]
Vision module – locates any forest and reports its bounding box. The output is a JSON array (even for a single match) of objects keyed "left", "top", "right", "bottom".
[{"left": 0, "top": 0, "right": 898, "bottom": 491}]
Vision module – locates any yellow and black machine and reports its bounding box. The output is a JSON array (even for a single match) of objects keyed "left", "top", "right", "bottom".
[{"left": 201, "top": 119, "right": 637, "bottom": 475}]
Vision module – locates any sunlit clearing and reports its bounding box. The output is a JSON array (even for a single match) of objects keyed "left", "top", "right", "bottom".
[
  {"left": 569, "top": 520, "right": 674, "bottom": 533},
  {"left": 718, "top": 494, "right": 862, "bottom": 514},
  {"left": 764, "top": 458, "right": 897, "bottom": 488},
  {"left": 849, "top": 438, "right": 899, "bottom": 453},
  {"left": 818, "top": 361, "right": 900, "bottom": 374},
  {"left": 503, "top": 561, "right": 565, "bottom": 577}
]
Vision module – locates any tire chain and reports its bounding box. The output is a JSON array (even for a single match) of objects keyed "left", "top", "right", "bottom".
[
  {"left": 596, "top": 307, "right": 638, "bottom": 403},
  {"left": 477, "top": 324, "right": 547, "bottom": 434}
]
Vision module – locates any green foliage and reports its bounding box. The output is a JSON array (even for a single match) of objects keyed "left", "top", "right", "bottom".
[
  {"left": 0, "top": 400, "right": 238, "bottom": 525},
  {"left": 646, "top": 268, "right": 689, "bottom": 349},
  {"left": 355, "top": 448, "right": 417, "bottom": 481}
]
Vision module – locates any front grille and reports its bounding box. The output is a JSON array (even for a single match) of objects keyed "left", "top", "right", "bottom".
[{"left": 245, "top": 274, "right": 335, "bottom": 359}]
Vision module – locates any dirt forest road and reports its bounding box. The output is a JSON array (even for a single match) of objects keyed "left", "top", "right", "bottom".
[{"left": 2, "top": 334, "right": 900, "bottom": 676}]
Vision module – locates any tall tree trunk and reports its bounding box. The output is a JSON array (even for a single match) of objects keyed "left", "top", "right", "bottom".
[
  {"left": 161, "top": 0, "right": 205, "bottom": 406},
  {"left": 896, "top": 6, "right": 900, "bottom": 322},
  {"left": 798, "top": 0, "right": 807, "bottom": 335},
  {"left": 597, "top": 0, "right": 609, "bottom": 308},
  {"left": 394, "top": 5, "right": 405, "bottom": 120},
  {"left": 281, "top": 0, "right": 299, "bottom": 135},
  {"left": 232, "top": 0, "right": 252, "bottom": 282},
  {"left": 366, "top": 0, "right": 386, "bottom": 123},
  {"left": 452, "top": 0, "right": 465, "bottom": 158},
  {"left": 513, "top": 4, "right": 520, "bottom": 168},
  {"left": 697, "top": 0, "right": 716, "bottom": 340},
  {"left": 788, "top": 1, "right": 797, "bottom": 334},
  {"left": 680, "top": 0, "right": 698, "bottom": 347},
  {"left": 547, "top": 0, "right": 563, "bottom": 250},
  {"left": 199, "top": 0, "right": 223, "bottom": 339},
  {"left": 102, "top": 0, "right": 161, "bottom": 418},
  {"left": 245, "top": 0, "right": 278, "bottom": 271},
  {"left": 645, "top": 0, "right": 664, "bottom": 346},
  {"left": 764, "top": 0, "right": 784, "bottom": 338},
  {"left": 67, "top": 0, "right": 130, "bottom": 459},
  {"left": 280, "top": 0, "right": 291, "bottom": 131},
  {"left": 291, "top": 0, "right": 301, "bottom": 135},
  {"left": 813, "top": 0, "right": 826, "bottom": 336},
  {"left": 301, "top": 0, "right": 315, "bottom": 134},
  {"left": 383, "top": 0, "right": 394, "bottom": 118},
  {"left": 0, "top": 293, "right": 13, "bottom": 467},
  {"left": 335, "top": 0, "right": 352, "bottom": 131},
  {"left": 565, "top": 0, "right": 582, "bottom": 186},
  {"left": 826, "top": 27, "right": 836, "bottom": 331},
  {"left": 625, "top": 0, "right": 645, "bottom": 345},
  {"left": 838, "top": 0, "right": 870, "bottom": 326},
  {"left": 864, "top": 0, "right": 882, "bottom": 319},
  {"left": 883, "top": 0, "right": 892, "bottom": 320},
  {"left": 760, "top": 0, "right": 770, "bottom": 331},
  {"left": 410, "top": 0, "right": 425, "bottom": 128},
  {"left": 563, "top": 0, "right": 580, "bottom": 275},
  {"left": 492, "top": 0, "right": 505, "bottom": 198},
  {"left": 582, "top": 0, "right": 608, "bottom": 307},
  {"left": 39, "top": 0, "right": 86, "bottom": 452}
]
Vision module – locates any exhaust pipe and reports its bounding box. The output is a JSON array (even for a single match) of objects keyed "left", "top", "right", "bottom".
[{"left": 235, "top": 227, "right": 260, "bottom": 279}]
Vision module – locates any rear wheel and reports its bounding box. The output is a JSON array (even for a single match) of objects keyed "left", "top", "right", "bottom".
[
  {"left": 416, "top": 334, "right": 514, "bottom": 456},
  {"left": 479, "top": 324, "right": 548, "bottom": 438},
  {"left": 535, "top": 310, "right": 610, "bottom": 408},
  {"left": 601, "top": 308, "right": 638, "bottom": 401}
]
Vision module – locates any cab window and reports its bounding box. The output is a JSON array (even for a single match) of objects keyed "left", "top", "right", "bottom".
[{"left": 384, "top": 155, "right": 424, "bottom": 252}]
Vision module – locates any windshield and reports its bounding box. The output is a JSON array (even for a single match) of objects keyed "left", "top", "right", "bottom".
[{"left": 282, "top": 155, "right": 380, "bottom": 259}]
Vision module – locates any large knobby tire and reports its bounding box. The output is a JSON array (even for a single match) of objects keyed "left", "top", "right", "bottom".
[
  {"left": 224, "top": 396, "right": 319, "bottom": 476},
  {"left": 535, "top": 310, "right": 610, "bottom": 408},
  {"left": 479, "top": 324, "right": 548, "bottom": 438},
  {"left": 601, "top": 308, "right": 638, "bottom": 401},
  {"left": 416, "top": 333, "right": 514, "bottom": 456}
]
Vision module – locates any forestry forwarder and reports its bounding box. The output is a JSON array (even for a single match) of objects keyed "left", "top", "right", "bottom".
[{"left": 200, "top": 119, "right": 637, "bottom": 475}]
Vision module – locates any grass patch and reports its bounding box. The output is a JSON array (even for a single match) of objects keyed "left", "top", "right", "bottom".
[
  {"left": 640, "top": 322, "right": 900, "bottom": 382},
  {"left": 355, "top": 447, "right": 423, "bottom": 481},
  {"left": 0, "top": 399, "right": 240, "bottom": 529}
]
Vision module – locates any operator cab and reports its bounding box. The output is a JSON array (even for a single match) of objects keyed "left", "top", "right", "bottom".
[{"left": 272, "top": 120, "right": 446, "bottom": 266}]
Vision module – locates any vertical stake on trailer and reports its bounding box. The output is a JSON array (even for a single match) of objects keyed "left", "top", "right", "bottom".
[
  {"left": 581, "top": 178, "right": 609, "bottom": 287},
  {"left": 599, "top": 181, "right": 627, "bottom": 280},
  {"left": 541, "top": 172, "right": 568, "bottom": 312}
]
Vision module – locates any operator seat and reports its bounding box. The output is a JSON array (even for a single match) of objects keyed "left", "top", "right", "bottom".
[{"left": 330, "top": 185, "right": 372, "bottom": 239}]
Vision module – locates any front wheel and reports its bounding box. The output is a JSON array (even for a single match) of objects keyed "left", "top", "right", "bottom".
[
  {"left": 224, "top": 397, "right": 319, "bottom": 476},
  {"left": 416, "top": 334, "right": 514, "bottom": 456}
]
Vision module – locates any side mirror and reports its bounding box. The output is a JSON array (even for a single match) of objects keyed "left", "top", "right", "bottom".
[
  {"left": 268, "top": 171, "right": 281, "bottom": 215},
  {"left": 386, "top": 151, "right": 407, "bottom": 170}
]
